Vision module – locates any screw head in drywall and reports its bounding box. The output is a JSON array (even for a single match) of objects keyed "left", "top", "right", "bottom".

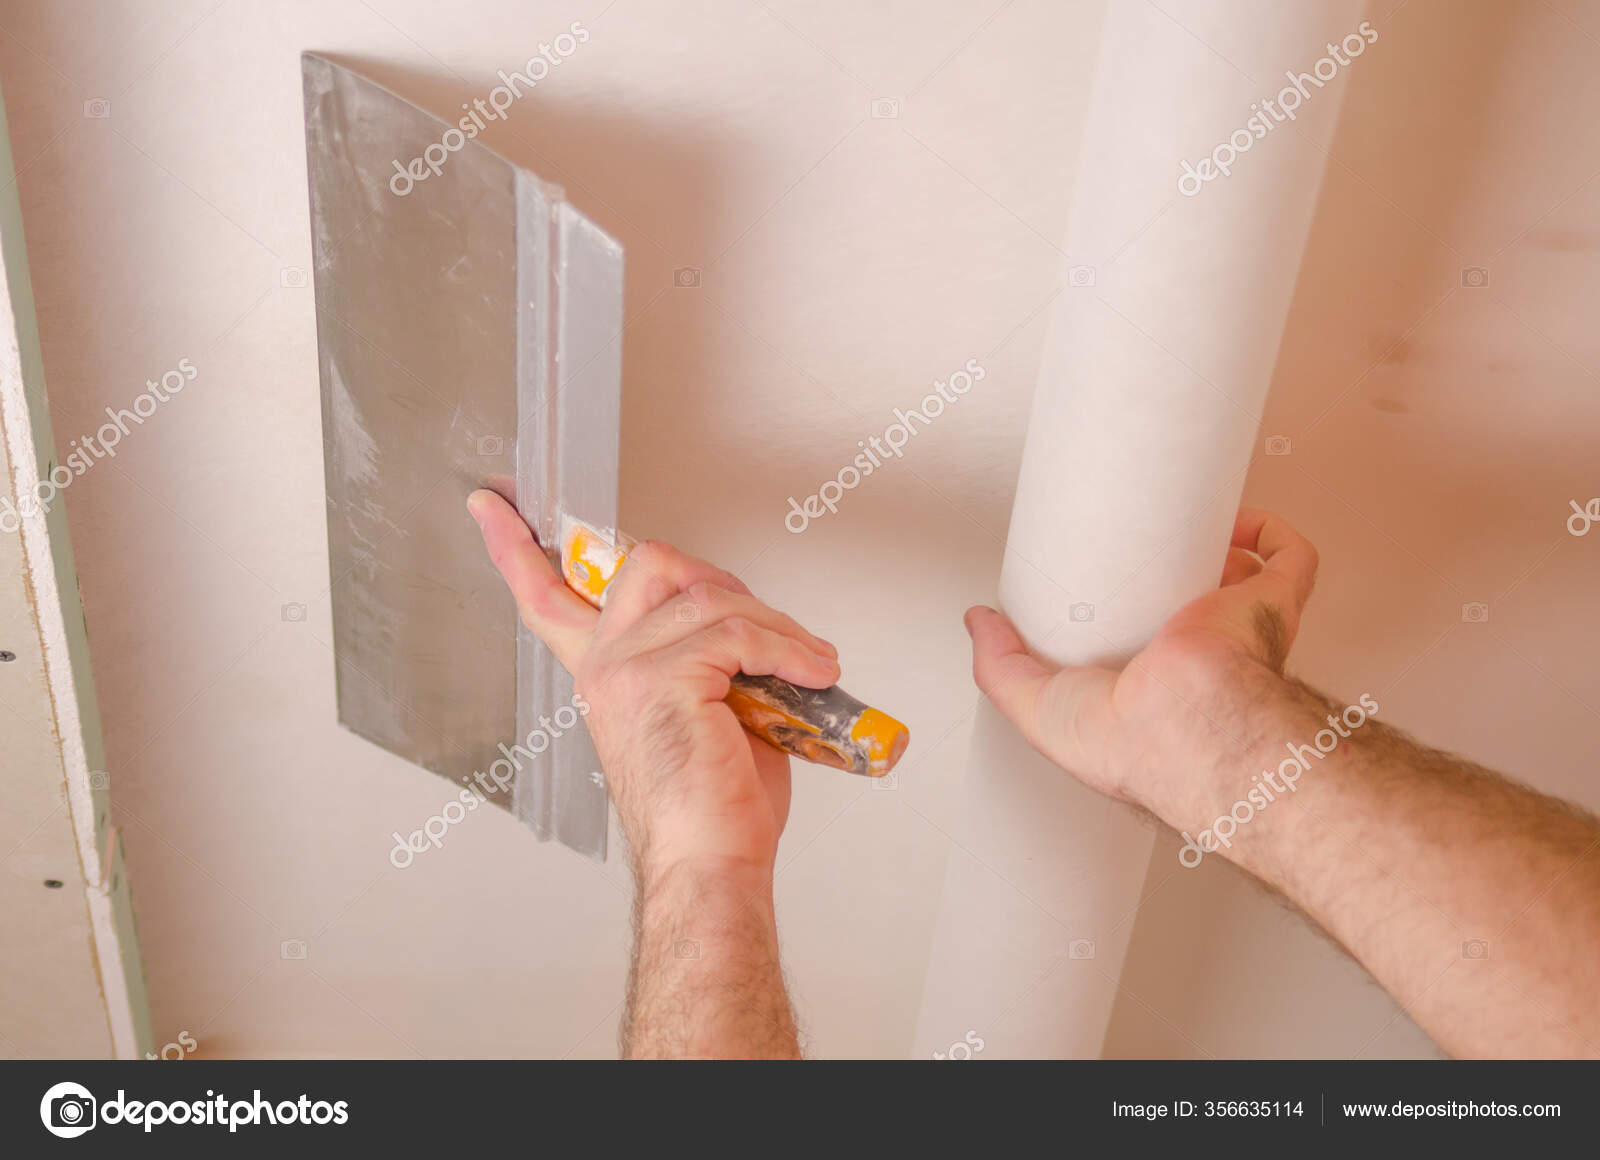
[
  {"left": 0, "top": 650, "right": 15, "bottom": 662},
  {"left": 43, "top": 879, "right": 63, "bottom": 889}
]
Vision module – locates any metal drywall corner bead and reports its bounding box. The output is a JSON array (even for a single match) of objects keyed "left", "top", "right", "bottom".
[{"left": 509, "top": 171, "right": 622, "bottom": 861}]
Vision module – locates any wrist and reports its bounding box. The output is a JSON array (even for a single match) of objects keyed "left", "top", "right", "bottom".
[
  {"left": 1176, "top": 673, "right": 1377, "bottom": 880},
  {"left": 1119, "top": 656, "right": 1302, "bottom": 833},
  {"left": 632, "top": 856, "right": 781, "bottom": 1003},
  {"left": 631, "top": 819, "right": 778, "bottom": 890},
  {"left": 637, "top": 852, "right": 775, "bottom": 914}
]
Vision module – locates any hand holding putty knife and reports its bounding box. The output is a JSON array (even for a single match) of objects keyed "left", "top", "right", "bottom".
[{"left": 469, "top": 490, "right": 910, "bottom": 780}]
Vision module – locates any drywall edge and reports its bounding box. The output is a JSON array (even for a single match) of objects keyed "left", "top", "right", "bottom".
[{"left": 0, "top": 86, "right": 151, "bottom": 1060}]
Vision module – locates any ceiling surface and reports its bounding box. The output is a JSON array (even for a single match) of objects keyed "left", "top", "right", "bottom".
[{"left": 1, "top": 0, "right": 1595, "bottom": 1058}]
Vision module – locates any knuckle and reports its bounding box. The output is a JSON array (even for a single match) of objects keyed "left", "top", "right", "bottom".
[
  {"left": 685, "top": 579, "right": 722, "bottom": 607},
  {"left": 720, "top": 615, "right": 758, "bottom": 646},
  {"left": 518, "top": 587, "right": 561, "bottom": 630},
  {"left": 628, "top": 540, "right": 673, "bottom": 573}
]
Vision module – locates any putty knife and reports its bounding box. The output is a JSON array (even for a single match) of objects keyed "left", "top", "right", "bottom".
[
  {"left": 302, "top": 54, "right": 907, "bottom": 863},
  {"left": 303, "top": 52, "right": 616, "bottom": 858},
  {"left": 560, "top": 521, "right": 908, "bottom": 776}
]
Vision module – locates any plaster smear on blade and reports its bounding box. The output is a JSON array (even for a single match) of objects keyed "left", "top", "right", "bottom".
[
  {"left": 559, "top": 513, "right": 627, "bottom": 608},
  {"left": 327, "top": 361, "right": 378, "bottom": 488}
]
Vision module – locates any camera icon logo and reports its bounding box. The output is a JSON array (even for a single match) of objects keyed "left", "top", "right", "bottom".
[
  {"left": 1068, "top": 601, "right": 1095, "bottom": 623},
  {"left": 1264, "top": 434, "right": 1292, "bottom": 456},
  {"left": 1069, "top": 938, "right": 1096, "bottom": 960},
  {"left": 674, "top": 602, "right": 702, "bottom": 622},
  {"left": 280, "top": 266, "right": 308, "bottom": 288},
  {"left": 674, "top": 939, "right": 700, "bottom": 959},
  {"left": 673, "top": 266, "right": 701, "bottom": 288},
  {"left": 40, "top": 1081, "right": 97, "bottom": 1138},
  {"left": 1460, "top": 266, "right": 1489, "bottom": 288},
  {"left": 89, "top": 771, "right": 110, "bottom": 790},
  {"left": 476, "top": 434, "right": 505, "bottom": 456},
  {"left": 83, "top": 98, "right": 111, "bottom": 119},
  {"left": 870, "top": 771, "right": 899, "bottom": 791},
  {"left": 1462, "top": 938, "right": 1489, "bottom": 959},
  {"left": 870, "top": 97, "right": 900, "bottom": 119},
  {"left": 1067, "top": 264, "right": 1096, "bottom": 287},
  {"left": 1461, "top": 602, "right": 1489, "bottom": 623},
  {"left": 280, "top": 938, "right": 308, "bottom": 960},
  {"left": 281, "top": 602, "right": 307, "bottom": 622}
]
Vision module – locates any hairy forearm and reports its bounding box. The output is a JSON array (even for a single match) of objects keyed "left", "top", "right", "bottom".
[
  {"left": 621, "top": 859, "right": 800, "bottom": 1059},
  {"left": 1202, "top": 672, "right": 1600, "bottom": 1058}
]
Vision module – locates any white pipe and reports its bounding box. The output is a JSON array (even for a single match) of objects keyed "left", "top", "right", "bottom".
[{"left": 914, "top": 0, "right": 1365, "bottom": 1057}]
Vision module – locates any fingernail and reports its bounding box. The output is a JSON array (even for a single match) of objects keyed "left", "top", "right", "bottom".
[
  {"left": 817, "top": 638, "right": 839, "bottom": 657},
  {"left": 467, "top": 490, "right": 491, "bottom": 526}
]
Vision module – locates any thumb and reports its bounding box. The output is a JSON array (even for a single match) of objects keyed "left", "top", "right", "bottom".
[
  {"left": 467, "top": 489, "right": 596, "bottom": 673},
  {"left": 966, "top": 605, "right": 1053, "bottom": 735},
  {"left": 965, "top": 604, "right": 1117, "bottom": 779}
]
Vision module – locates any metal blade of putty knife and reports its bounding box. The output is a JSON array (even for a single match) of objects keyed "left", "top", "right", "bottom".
[{"left": 302, "top": 52, "right": 621, "bottom": 859}]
